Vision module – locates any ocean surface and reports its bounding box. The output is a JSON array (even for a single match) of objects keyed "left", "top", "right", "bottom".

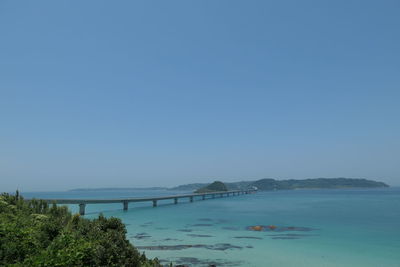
[{"left": 22, "top": 188, "right": 400, "bottom": 267}]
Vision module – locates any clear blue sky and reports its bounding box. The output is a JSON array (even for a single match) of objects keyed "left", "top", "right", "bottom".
[{"left": 1, "top": 0, "right": 399, "bottom": 191}]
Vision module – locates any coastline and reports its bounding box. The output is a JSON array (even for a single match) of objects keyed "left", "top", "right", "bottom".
[{"left": 20, "top": 187, "right": 400, "bottom": 267}]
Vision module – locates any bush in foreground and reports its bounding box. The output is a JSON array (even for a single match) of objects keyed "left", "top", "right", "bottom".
[{"left": 0, "top": 191, "right": 161, "bottom": 267}]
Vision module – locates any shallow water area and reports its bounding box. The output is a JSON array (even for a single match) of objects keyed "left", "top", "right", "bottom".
[{"left": 24, "top": 188, "right": 400, "bottom": 267}]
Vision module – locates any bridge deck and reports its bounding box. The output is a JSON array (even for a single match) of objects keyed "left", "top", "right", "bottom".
[{"left": 27, "top": 189, "right": 255, "bottom": 215}]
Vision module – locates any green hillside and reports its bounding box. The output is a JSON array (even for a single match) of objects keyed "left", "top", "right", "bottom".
[
  {"left": 194, "top": 181, "right": 228, "bottom": 193},
  {"left": 250, "top": 178, "right": 389, "bottom": 190},
  {"left": 172, "top": 178, "right": 388, "bottom": 192}
]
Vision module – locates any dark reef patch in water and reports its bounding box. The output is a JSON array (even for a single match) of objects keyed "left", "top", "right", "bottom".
[
  {"left": 247, "top": 225, "right": 316, "bottom": 232},
  {"left": 267, "top": 233, "right": 317, "bottom": 237},
  {"left": 177, "top": 229, "right": 193, "bottom": 232},
  {"left": 271, "top": 236, "right": 301, "bottom": 240},
  {"left": 136, "top": 243, "right": 243, "bottom": 251},
  {"left": 222, "top": 226, "right": 240, "bottom": 230},
  {"left": 233, "top": 236, "right": 263, "bottom": 240},
  {"left": 132, "top": 232, "right": 151, "bottom": 239},
  {"left": 187, "top": 234, "right": 214, "bottom": 237},
  {"left": 211, "top": 243, "right": 243, "bottom": 251},
  {"left": 198, "top": 218, "right": 213, "bottom": 222},
  {"left": 155, "top": 227, "right": 168, "bottom": 230},
  {"left": 162, "top": 238, "right": 182, "bottom": 241},
  {"left": 160, "top": 257, "right": 244, "bottom": 267},
  {"left": 276, "top": 226, "right": 315, "bottom": 232},
  {"left": 215, "top": 219, "right": 230, "bottom": 224},
  {"left": 267, "top": 233, "right": 317, "bottom": 239}
]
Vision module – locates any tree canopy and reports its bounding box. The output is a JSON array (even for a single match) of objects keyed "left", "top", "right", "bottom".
[
  {"left": 0, "top": 191, "right": 161, "bottom": 267},
  {"left": 195, "top": 181, "right": 228, "bottom": 193}
]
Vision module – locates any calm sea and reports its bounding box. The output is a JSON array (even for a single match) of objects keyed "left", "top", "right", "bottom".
[{"left": 22, "top": 187, "right": 400, "bottom": 267}]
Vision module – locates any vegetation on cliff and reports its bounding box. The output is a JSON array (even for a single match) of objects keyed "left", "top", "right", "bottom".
[
  {"left": 172, "top": 178, "right": 388, "bottom": 192},
  {"left": 194, "top": 181, "right": 228, "bottom": 193},
  {"left": 250, "top": 178, "right": 389, "bottom": 190},
  {"left": 0, "top": 191, "right": 161, "bottom": 267},
  {"left": 170, "top": 181, "right": 251, "bottom": 191}
]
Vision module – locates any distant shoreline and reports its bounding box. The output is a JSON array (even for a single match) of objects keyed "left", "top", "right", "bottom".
[
  {"left": 69, "top": 187, "right": 168, "bottom": 192},
  {"left": 70, "top": 178, "right": 389, "bottom": 192}
]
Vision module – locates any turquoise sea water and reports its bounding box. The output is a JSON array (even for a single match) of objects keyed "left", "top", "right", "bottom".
[{"left": 23, "top": 188, "right": 400, "bottom": 267}]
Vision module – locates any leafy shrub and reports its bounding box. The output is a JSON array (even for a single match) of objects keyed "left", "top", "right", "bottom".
[{"left": 0, "top": 192, "right": 161, "bottom": 267}]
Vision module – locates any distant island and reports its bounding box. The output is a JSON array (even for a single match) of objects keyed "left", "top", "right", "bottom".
[
  {"left": 171, "top": 178, "right": 389, "bottom": 191},
  {"left": 194, "top": 181, "right": 228, "bottom": 193},
  {"left": 70, "top": 178, "right": 388, "bottom": 192},
  {"left": 249, "top": 178, "right": 388, "bottom": 190}
]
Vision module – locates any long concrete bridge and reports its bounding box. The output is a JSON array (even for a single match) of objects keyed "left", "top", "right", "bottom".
[{"left": 38, "top": 189, "right": 256, "bottom": 215}]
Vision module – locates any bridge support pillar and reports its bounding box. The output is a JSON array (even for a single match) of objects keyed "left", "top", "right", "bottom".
[
  {"left": 153, "top": 200, "right": 157, "bottom": 207},
  {"left": 123, "top": 201, "right": 128, "bottom": 211},
  {"left": 79, "top": 203, "right": 86, "bottom": 216},
  {"left": 202, "top": 195, "right": 205, "bottom": 200},
  {"left": 190, "top": 196, "right": 193, "bottom": 202},
  {"left": 174, "top": 198, "right": 178, "bottom": 204}
]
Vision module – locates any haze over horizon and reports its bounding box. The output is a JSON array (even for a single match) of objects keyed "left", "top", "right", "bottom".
[{"left": 1, "top": 0, "right": 399, "bottom": 192}]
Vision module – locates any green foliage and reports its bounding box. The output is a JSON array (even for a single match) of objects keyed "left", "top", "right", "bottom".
[
  {"left": 173, "top": 178, "right": 388, "bottom": 192},
  {"left": 250, "top": 178, "right": 389, "bottom": 191},
  {"left": 0, "top": 192, "right": 161, "bottom": 267},
  {"left": 195, "top": 181, "right": 228, "bottom": 193}
]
